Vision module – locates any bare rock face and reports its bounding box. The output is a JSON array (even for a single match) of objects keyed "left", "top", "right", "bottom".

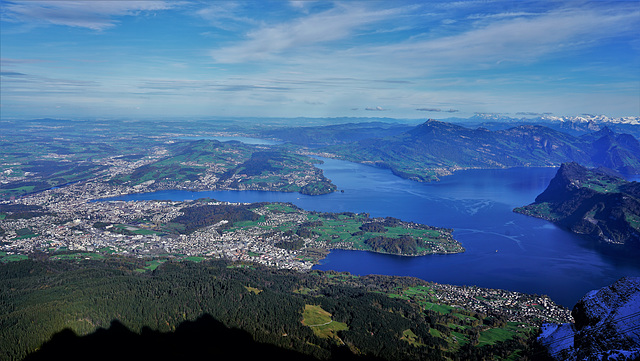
[{"left": 538, "top": 277, "right": 640, "bottom": 360}]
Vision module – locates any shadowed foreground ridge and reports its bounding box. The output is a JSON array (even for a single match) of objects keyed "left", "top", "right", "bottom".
[
  {"left": 24, "top": 314, "right": 373, "bottom": 361},
  {"left": 538, "top": 277, "right": 640, "bottom": 360}
]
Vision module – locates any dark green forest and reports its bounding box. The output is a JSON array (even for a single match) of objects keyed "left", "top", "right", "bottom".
[
  {"left": 0, "top": 256, "right": 550, "bottom": 361},
  {"left": 169, "top": 203, "right": 260, "bottom": 233}
]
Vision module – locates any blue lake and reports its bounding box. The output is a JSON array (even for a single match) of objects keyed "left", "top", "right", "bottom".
[{"left": 104, "top": 158, "right": 640, "bottom": 307}]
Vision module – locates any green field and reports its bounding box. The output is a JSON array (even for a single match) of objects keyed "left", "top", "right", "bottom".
[
  {"left": 626, "top": 213, "right": 640, "bottom": 232},
  {"left": 135, "top": 259, "right": 167, "bottom": 273},
  {"left": 207, "top": 203, "right": 462, "bottom": 257},
  {"left": 479, "top": 322, "right": 536, "bottom": 346},
  {"left": 514, "top": 202, "right": 560, "bottom": 221},
  {"left": 581, "top": 174, "right": 623, "bottom": 193},
  {"left": 185, "top": 256, "right": 206, "bottom": 263},
  {"left": 385, "top": 284, "right": 540, "bottom": 352},
  {"left": 50, "top": 252, "right": 106, "bottom": 261},
  {"left": 302, "top": 304, "right": 349, "bottom": 341},
  {"left": 0, "top": 251, "right": 29, "bottom": 263},
  {"left": 262, "top": 206, "right": 461, "bottom": 255}
]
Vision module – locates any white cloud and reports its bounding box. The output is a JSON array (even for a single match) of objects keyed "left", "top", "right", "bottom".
[
  {"left": 195, "top": 2, "right": 258, "bottom": 31},
  {"left": 2, "top": 1, "right": 175, "bottom": 30},
  {"left": 364, "top": 7, "right": 640, "bottom": 69},
  {"left": 208, "top": 3, "right": 640, "bottom": 87},
  {"left": 2, "top": 1, "right": 638, "bottom": 118},
  {"left": 467, "top": 12, "right": 538, "bottom": 20},
  {"left": 210, "top": 4, "right": 416, "bottom": 63}
]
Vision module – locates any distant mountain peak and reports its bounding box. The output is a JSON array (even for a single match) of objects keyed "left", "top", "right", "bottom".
[
  {"left": 464, "top": 114, "right": 640, "bottom": 126},
  {"left": 408, "top": 118, "right": 464, "bottom": 136},
  {"left": 422, "top": 118, "right": 448, "bottom": 125},
  {"left": 592, "top": 126, "right": 615, "bottom": 137}
]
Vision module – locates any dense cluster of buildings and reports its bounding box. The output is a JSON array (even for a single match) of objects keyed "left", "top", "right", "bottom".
[
  {"left": 1, "top": 182, "right": 318, "bottom": 270},
  {"left": 430, "top": 283, "right": 572, "bottom": 324}
]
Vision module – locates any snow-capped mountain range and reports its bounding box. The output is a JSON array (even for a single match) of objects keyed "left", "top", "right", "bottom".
[{"left": 467, "top": 114, "right": 640, "bottom": 125}]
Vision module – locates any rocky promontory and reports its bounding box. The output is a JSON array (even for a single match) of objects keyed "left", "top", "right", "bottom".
[{"left": 514, "top": 162, "right": 640, "bottom": 247}]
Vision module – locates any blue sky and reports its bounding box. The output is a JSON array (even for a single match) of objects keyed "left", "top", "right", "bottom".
[{"left": 1, "top": 0, "right": 639, "bottom": 120}]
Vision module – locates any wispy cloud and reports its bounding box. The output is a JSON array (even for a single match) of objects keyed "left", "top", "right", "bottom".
[
  {"left": 207, "top": 2, "right": 640, "bottom": 94},
  {"left": 1, "top": 70, "right": 99, "bottom": 89},
  {"left": 516, "top": 111, "right": 553, "bottom": 116},
  {"left": 1, "top": 1, "right": 638, "bottom": 119},
  {"left": 195, "top": 2, "right": 258, "bottom": 32},
  {"left": 417, "top": 108, "right": 459, "bottom": 113},
  {"left": 364, "top": 7, "right": 640, "bottom": 70},
  {"left": 210, "top": 4, "right": 417, "bottom": 63},
  {"left": 1, "top": 57, "right": 53, "bottom": 65},
  {"left": 467, "top": 12, "right": 538, "bottom": 20},
  {"left": 137, "top": 78, "right": 293, "bottom": 94},
  {"left": 0, "top": 71, "right": 27, "bottom": 77},
  {"left": 2, "top": 1, "right": 174, "bottom": 30}
]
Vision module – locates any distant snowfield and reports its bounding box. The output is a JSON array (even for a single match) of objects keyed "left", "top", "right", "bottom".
[
  {"left": 538, "top": 323, "right": 575, "bottom": 358},
  {"left": 543, "top": 115, "right": 640, "bottom": 125},
  {"left": 469, "top": 114, "right": 640, "bottom": 125}
]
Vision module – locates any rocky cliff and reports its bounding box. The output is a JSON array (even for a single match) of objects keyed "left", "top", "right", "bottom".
[
  {"left": 514, "top": 162, "right": 640, "bottom": 247},
  {"left": 538, "top": 277, "right": 640, "bottom": 360}
]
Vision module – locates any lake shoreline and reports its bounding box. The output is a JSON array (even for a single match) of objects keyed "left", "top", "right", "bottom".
[{"left": 90, "top": 158, "right": 640, "bottom": 307}]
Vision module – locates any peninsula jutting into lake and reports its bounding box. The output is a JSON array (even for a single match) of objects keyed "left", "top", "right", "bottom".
[{"left": 515, "top": 162, "right": 640, "bottom": 248}]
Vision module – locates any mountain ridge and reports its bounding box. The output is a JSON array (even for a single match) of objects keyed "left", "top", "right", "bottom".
[
  {"left": 324, "top": 120, "right": 640, "bottom": 182},
  {"left": 514, "top": 162, "right": 640, "bottom": 247},
  {"left": 538, "top": 277, "right": 640, "bottom": 360},
  {"left": 458, "top": 114, "right": 640, "bottom": 126}
]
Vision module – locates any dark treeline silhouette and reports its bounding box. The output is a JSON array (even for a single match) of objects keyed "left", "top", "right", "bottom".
[{"left": 24, "top": 315, "right": 378, "bottom": 361}]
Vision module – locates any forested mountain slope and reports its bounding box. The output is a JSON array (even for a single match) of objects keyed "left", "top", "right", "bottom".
[
  {"left": 1, "top": 257, "right": 569, "bottom": 361},
  {"left": 324, "top": 120, "right": 640, "bottom": 182},
  {"left": 515, "top": 162, "right": 640, "bottom": 247}
]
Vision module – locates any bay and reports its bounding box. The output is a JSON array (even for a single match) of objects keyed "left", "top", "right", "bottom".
[{"left": 105, "top": 158, "right": 640, "bottom": 307}]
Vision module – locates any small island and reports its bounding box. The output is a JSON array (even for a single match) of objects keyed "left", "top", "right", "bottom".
[{"left": 514, "top": 162, "right": 640, "bottom": 247}]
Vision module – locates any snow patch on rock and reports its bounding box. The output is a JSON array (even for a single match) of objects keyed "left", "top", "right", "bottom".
[{"left": 538, "top": 277, "right": 640, "bottom": 360}]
